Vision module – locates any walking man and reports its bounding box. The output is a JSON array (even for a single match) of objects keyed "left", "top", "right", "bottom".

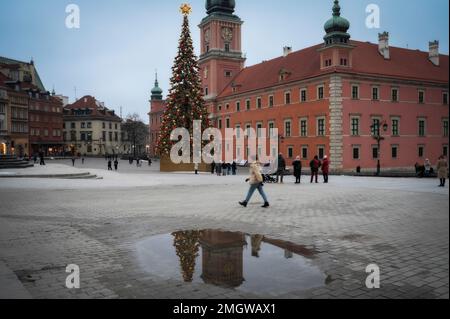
[
  {"left": 108, "top": 159, "right": 113, "bottom": 171},
  {"left": 322, "top": 155, "right": 330, "bottom": 183},
  {"left": 71, "top": 156, "right": 76, "bottom": 167},
  {"left": 114, "top": 159, "right": 119, "bottom": 171},
  {"left": 239, "top": 157, "right": 270, "bottom": 208},
  {"left": 276, "top": 153, "right": 286, "bottom": 184}
]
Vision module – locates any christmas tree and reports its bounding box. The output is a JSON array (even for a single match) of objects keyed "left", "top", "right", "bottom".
[
  {"left": 172, "top": 230, "right": 202, "bottom": 282},
  {"left": 157, "top": 4, "right": 210, "bottom": 157}
]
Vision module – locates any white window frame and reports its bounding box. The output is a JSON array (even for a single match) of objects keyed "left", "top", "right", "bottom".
[
  {"left": 299, "top": 117, "right": 308, "bottom": 137},
  {"left": 284, "top": 119, "right": 292, "bottom": 137},
  {"left": 350, "top": 116, "right": 360, "bottom": 136},
  {"left": 316, "top": 116, "right": 326, "bottom": 137}
]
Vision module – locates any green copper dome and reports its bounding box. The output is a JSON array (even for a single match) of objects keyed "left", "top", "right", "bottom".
[
  {"left": 323, "top": 0, "right": 351, "bottom": 45},
  {"left": 151, "top": 74, "right": 163, "bottom": 100},
  {"left": 206, "top": 0, "right": 235, "bottom": 15}
]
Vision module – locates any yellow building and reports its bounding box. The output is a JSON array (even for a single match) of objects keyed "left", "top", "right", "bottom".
[{"left": 63, "top": 96, "right": 123, "bottom": 156}]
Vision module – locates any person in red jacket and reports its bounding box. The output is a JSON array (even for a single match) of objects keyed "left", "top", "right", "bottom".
[{"left": 322, "top": 155, "right": 330, "bottom": 183}]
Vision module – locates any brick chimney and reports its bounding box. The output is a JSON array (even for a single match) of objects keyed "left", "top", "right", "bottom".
[
  {"left": 378, "top": 32, "right": 390, "bottom": 60},
  {"left": 429, "top": 40, "right": 439, "bottom": 66}
]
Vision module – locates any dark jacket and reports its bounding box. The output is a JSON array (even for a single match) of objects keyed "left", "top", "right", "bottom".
[
  {"left": 278, "top": 155, "right": 286, "bottom": 170},
  {"left": 310, "top": 159, "right": 321, "bottom": 171},
  {"left": 292, "top": 160, "right": 302, "bottom": 177}
]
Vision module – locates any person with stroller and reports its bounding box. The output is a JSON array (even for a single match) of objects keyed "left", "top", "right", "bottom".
[
  {"left": 239, "top": 156, "right": 270, "bottom": 208},
  {"left": 292, "top": 156, "right": 302, "bottom": 184},
  {"left": 310, "top": 156, "right": 321, "bottom": 183}
]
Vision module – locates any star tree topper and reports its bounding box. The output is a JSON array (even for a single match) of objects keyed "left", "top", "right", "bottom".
[{"left": 180, "top": 3, "right": 192, "bottom": 16}]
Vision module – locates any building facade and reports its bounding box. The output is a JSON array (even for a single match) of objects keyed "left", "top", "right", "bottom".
[
  {"left": 0, "top": 83, "right": 9, "bottom": 155},
  {"left": 0, "top": 72, "right": 30, "bottom": 157},
  {"left": 196, "top": 0, "right": 449, "bottom": 173},
  {"left": 0, "top": 57, "right": 65, "bottom": 157},
  {"left": 63, "top": 96, "right": 123, "bottom": 156}
]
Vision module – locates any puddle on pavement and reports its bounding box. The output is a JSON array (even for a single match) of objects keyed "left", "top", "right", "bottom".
[{"left": 136, "top": 230, "right": 327, "bottom": 295}]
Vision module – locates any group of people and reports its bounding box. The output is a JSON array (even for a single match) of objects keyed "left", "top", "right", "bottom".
[
  {"left": 277, "top": 153, "right": 330, "bottom": 184},
  {"left": 211, "top": 161, "right": 238, "bottom": 176},
  {"left": 239, "top": 153, "right": 331, "bottom": 209},
  {"left": 107, "top": 158, "right": 119, "bottom": 171},
  {"left": 415, "top": 156, "right": 448, "bottom": 187}
]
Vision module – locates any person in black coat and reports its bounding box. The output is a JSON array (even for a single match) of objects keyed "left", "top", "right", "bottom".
[
  {"left": 276, "top": 153, "right": 286, "bottom": 183},
  {"left": 292, "top": 156, "right": 302, "bottom": 184},
  {"left": 211, "top": 160, "right": 216, "bottom": 174},
  {"left": 232, "top": 161, "right": 237, "bottom": 175}
]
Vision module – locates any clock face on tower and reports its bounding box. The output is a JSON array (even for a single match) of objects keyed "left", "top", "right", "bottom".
[{"left": 221, "top": 27, "right": 233, "bottom": 42}]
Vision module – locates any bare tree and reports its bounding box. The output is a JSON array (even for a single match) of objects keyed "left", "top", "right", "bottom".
[{"left": 122, "top": 113, "right": 149, "bottom": 158}]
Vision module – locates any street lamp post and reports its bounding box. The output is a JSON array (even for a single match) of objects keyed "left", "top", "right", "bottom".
[
  {"left": 371, "top": 121, "right": 389, "bottom": 176},
  {"left": 278, "top": 135, "right": 285, "bottom": 155}
]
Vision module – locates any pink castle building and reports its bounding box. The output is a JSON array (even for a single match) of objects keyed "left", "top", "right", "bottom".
[{"left": 151, "top": 0, "right": 449, "bottom": 173}]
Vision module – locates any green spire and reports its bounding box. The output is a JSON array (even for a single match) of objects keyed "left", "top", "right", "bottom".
[
  {"left": 332, "top": 0, "right": 341, "bottom": 17},
  {"left": 151, "top": 71, "right": 163, "bottom": 100},
  {"left": 324, "top": 0, "right": 351, "bottom": 46}
]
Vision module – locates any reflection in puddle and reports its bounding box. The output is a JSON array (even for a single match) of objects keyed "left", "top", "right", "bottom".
[{"left": 136, "top": 230, "right": 326, "bottom": 295}]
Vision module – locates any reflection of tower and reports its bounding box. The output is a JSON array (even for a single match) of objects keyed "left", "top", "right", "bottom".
[
  {"left": 200, "top": 230, "right": 246, "bottom": 288},
  {"left": 172, "top": 230, "right": 201, "bottom": 283}
]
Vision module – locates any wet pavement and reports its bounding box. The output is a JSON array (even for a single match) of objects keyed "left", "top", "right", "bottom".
[
  {"left": 0, "top": 159, "right": 448, "bottom": 299},
  {"left": 136, "top": 230, "right": 325, "bottom": 295}
]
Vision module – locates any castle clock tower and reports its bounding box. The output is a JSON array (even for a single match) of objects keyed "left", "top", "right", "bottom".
[{"left": 199, "top": 0, "right": 245, "bottom": 100}]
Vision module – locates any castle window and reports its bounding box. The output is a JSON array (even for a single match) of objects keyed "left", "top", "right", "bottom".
[
  {"left": 340, "top": 58, "right": 348, "bottom": 66},
  {"left": 300, "top": 89, "right": 307, "bottom": 102},
  {"left": 269, "top": 95, "right": 274, "bottom": 108},
  {"left": 257, "top": 97, "right": 262, "bottom": 109},
  {"left": 372, "top": 87, "right": 379, "bottom": 101},
  {"left": 391, "top": 88, "right": 399, "bottom": 102},
  {"left": 352, "top": 85, "right": 359, "bottom": 100},
  {"left": 418, "top": 90, "right": 425, "bottom": 104},
  {"left": 225, "top": 43, "right": 230, "bottom": 52},
  {"left": 236, "top": 101, "right": 241, "bottom": 112},
  {"left": 317, "top": 86, "right": 324, "bottom": 100},
  {"left": 205, "top": 87, "right": 209, "bottom": 96},
  {"left": 246, "top": 99, "right": 251, "bottom": 111},
  {"left": 317, "top": 118, "right": 326, "bottom": 136},
  {"left": 225, "top": 71, "right": 232, "bottom": 78},
  {"left": 285, "top": 92, "right": 291, "bottom": 105},
  {"left": 443, "top": 92, "right": 448, "bottom": 105}
]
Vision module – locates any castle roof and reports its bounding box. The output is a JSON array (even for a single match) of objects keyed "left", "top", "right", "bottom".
[{"left": 218, "top": 40, "right": 449, "bottom": 99}]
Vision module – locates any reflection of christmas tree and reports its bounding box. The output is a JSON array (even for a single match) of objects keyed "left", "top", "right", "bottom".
[
  {"left": 172, "top": 230, "right": 201, "bottom": 282},
  {"left": 157, "top": 5, "right": 209, "bottom": 157}
]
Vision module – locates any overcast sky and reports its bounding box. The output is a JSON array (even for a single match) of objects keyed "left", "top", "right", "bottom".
[{"left": 1, "top": 0, "right": 448, "bottom": 123}]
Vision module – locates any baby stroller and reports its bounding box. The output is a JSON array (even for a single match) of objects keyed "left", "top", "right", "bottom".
[{"left": 261, "top": 162, "right": 277, "bottom": 183}]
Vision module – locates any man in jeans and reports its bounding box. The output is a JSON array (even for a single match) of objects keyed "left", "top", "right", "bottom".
[{"left": 276, "top": 153, "right": 286, "bottom": 184}]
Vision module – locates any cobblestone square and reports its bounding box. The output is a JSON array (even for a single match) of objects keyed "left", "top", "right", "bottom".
[{"left": 0, "top": 160, "right": 448, "bottom": 299}]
